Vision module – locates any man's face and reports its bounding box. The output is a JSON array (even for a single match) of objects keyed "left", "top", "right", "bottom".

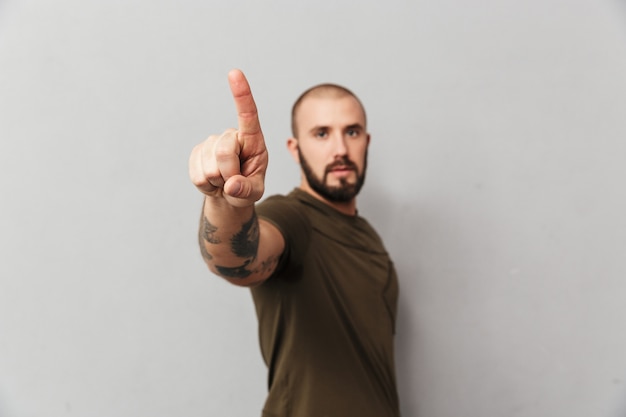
[{"left": 293, "top": 95, "right": 369, "bottom": 202}]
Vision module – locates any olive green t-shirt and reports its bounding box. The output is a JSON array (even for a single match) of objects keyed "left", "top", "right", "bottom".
[{"left": 252, "top": 188, "right": 400, "bottom": 417}]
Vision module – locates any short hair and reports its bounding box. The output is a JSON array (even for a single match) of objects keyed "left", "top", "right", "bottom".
[{"left": 291, "top": 83, "right": 367, "bottom": 137}]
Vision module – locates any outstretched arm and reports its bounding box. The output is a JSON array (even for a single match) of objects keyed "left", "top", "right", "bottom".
[{"left": 189, "top": 69, "right": 284, "bottom": 286}]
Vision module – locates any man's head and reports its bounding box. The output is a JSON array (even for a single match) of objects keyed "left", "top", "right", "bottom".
[{"left": 288, "top": 84, "right": 369, "bottom": 204}]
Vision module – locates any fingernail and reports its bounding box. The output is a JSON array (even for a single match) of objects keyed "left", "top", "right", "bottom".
[{"left": 230, "top": 182, "right": 241, "bottom": 196}]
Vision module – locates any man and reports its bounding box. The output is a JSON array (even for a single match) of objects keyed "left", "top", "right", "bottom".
[{"left": 189, "top": 69, "right": 400, "bottom": 417}]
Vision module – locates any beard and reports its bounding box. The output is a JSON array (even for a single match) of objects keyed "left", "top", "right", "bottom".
[{"left": 298, "top": 147, "right": 367, "bottom": 203}]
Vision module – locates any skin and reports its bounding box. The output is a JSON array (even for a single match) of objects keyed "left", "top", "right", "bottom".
[
  {"left": 189, "top": 69, "right": 370, "bottom": 286},
  {"left": 288, "top": 95, "right": 369, "bottom": 216}
]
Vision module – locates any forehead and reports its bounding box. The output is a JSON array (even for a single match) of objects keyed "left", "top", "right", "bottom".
[{"left": 295, "top": 95, "right": 366, "bottom": 130}]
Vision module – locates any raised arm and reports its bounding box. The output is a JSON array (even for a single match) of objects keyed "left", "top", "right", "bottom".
[{"left": 189, "top": 69, "right": 284, "bottom": 286}]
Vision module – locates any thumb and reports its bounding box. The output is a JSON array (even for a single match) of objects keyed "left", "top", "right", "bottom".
[{"left": 224, "top": 175, "right": 264, "bottom": 203}]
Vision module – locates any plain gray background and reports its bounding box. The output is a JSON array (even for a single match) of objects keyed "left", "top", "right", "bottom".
[{"left": 1, "top": 0, "right": 626, "bottom": 416}]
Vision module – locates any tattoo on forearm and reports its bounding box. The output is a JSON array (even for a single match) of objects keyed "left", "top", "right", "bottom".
[
  {"left": 201, "top": 215, "right": 220, "bottom": 244},
  {"left": 216, "top": 255, "right": 278, "bottom": 280},
  {"left": 198, "top": 215, "right": 219, "bottom": 262},
  {"left": 216, "top": 260, "right": 252, "bottom": 279},
  {"left": 200, "top": 212, "right": 265, "bottom": 280},
  {"left": 230, "top": 212, "right": 259, "bottom": 259},
  {"left": 198, "top": 232, "right": 213, "bottom": 261}
]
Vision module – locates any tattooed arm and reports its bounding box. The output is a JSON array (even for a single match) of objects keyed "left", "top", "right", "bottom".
[
  {"left": 197, "top": 198, "right": 285, "bottom": 286},
  {"left": 190, "top": 70, "right": 284, "bottom": 285}
]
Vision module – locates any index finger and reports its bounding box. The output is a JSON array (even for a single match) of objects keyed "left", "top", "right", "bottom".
[{"left": 228, "top": 69, "right": 262, "bottom": 138}]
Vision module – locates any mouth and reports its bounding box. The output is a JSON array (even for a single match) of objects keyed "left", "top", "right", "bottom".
[
  {"left": 329, "top": 165, "right": 355, "bottom": 176},
  {"left": 326, "top": 165, "right": 356, "bottom": 181},
  {"left": 330, "top": 165, "right": 354, "bottom": 172},
  {"left": 327, "top": 159, "right": 356, "bottom": 172}
]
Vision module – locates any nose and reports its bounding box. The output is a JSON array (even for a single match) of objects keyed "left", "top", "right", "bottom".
[{"left": 332, "top": 133, "right": 348, "bottom": 158}]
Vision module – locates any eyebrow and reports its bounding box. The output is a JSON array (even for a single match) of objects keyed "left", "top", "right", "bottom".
[{"left": 308, "top": 123, "right": 365, "bottom": 134}]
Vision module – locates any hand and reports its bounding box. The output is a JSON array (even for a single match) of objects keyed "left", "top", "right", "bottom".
[{"left": 189, "top": 69, "right": 268, "bottom": 208}]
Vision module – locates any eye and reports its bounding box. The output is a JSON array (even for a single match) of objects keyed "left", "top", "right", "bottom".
[
  {"left": 314, "top": 129, "right": 328, "bottom": 138},
  {"left": 346, "top": 128, "right": 360, "bottom": 137}
]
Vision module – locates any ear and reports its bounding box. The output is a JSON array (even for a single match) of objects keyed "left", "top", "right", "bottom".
[
  {"left": 366, "top": 133, "right": 371, "bottom": 146},
  {"left": 287, "top": 137, "right": 300, "bottom": 163}
]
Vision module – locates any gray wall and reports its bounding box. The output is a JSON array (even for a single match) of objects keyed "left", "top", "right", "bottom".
[{"left": 1, "top": 0, "right": 626, "bottom": 416}]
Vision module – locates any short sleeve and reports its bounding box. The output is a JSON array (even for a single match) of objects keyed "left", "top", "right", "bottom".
[{"left": 256, "top": 194, "right": 311, "bottom": 276}]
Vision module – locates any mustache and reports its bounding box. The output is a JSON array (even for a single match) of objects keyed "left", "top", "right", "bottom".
[{"left": 325, "top": 157, "right": 357, "bottom": 173}]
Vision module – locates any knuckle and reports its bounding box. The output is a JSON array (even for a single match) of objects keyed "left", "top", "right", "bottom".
[
  {"left": 214, "top": 146, "right": 234, "bottom": 161},
  {"left": 190, "top": 171, "right": 206, "bottom": 186},
  {"left": 214, "top": 140, "right": 238, "bottom": 163},
  {"left": 190, "top": 129, "right": 243, "bottom": 194},
  {"left": 203, "top": 166, "right": 223, "bottom": 184}
]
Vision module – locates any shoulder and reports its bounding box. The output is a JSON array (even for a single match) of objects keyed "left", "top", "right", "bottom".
[
  {"left": 256, "top": 193, "right": 298, "bottom": 213},
  {"left": 256, "top": 191, "right": 311, "bottom": 234}
]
